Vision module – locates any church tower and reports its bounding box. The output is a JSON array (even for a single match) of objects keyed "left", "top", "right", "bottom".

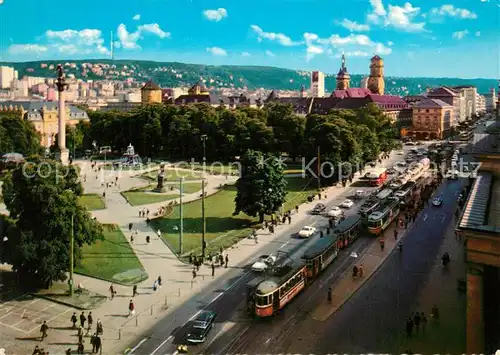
[
  {"left": 367, "top": 55, "right": 385, "bottom": 95},
  {"left": 336, "top": 53, "right": 350, "bottom": 90}
]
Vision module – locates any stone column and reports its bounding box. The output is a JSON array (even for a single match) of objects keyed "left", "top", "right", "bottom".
[
  {"left": 467, "top": 262, "right": 484, "bottom": 353},
  {"left": 55, "top": 65, "right": 69, "bottom": 165}
]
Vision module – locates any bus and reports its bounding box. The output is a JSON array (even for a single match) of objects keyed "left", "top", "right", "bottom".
[
  {"left": 334, "top": 214, "right": 363, "bottom": 249},
  {"left": 376, "top": 189, "right": 394, "bottom": 201},
  {"left": 365, "top": 168, "right": 388, "bottom": 186},
  {"left": 367, "top": 197, "right": 401, "bottom": 235}
]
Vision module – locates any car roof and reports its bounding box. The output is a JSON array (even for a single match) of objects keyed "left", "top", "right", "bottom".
[{"left": 194, "top": 311, "right": 216, "bottom": 323}]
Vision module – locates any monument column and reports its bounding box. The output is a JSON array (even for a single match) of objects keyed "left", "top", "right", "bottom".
[
  {"left": 55, "top": 64, "right": 69, "bottom": 165},
  {"left": 466, "top": 262, "right": 485, "bottom": 353}
]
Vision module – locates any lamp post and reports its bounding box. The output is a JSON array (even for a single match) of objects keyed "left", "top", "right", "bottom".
[
  {"left": 179, "top": 177, "right": 184, "bottom": 254},
  {"left": 201, "top": 134, "right": 207, "bottom": 172},
  {"left": 201, "top": 179, "right": 206, "bottom": 259},
  {"left": 65, "top": 189, "right": 75, "bottom": 296}
]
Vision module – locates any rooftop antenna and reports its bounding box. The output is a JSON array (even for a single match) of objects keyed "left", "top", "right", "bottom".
[{"left": 110, "top": 31, "right": 114, "bottom": 60}]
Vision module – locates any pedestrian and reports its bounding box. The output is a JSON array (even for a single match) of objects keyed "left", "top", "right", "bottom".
[
  {"left": 379, "top": 238, "right": 385, "bottom": 251},
  {"left": 139, "top": 209, "right": 142, "bottom": 217},
  {"left": 157, "top": 229, "right": 161, "bottom": 238},
  {"left": 192, "top": 268, "right": 197, "bottom": 279},
  {"left": 80, "top": 311, "right": 86, "bottom": 328},
  {"left": 358, "top": 264, "right": 364, "bottom": 278},
  {"left": 295, "top": 205, "right": 299, "bottom": 213},
  {"left": 130, "top": 234, "right": 134, "bottom": 244},
  {"left": 128, "top": 300, "right": 135, "bottom": 316},
  {"left": 146, "top": 235, "right": 150, "bottom": 244},
  {"left": 225, "top": 254, "right": 229, "bottom": 268},
  {"left": 109, "top": 284, "right": 115, "bottom": 299},
  {"left": 133, "top": 284, "right": 138, "bottom": 297},
  {"left": 157, "top": 276, "right": 162, "bottom": 287},
  {"left": 413, "top": 312, "right": 421, "bottom": 332},
  {"left": 87, "top": 312, "right": 93, "bottom": 335},
  {"left": 420, "top": 312, "right": 427, "bottom": 332},
  {"left": 320, "top": 230, "right": 324, "bottom": 238},
  {"left": 71, "top": 312, "right": 78, "bottom": 328},
  {"left": 405, "top": 317, "right": 414, "bottom": 337},
  {"left": 352, "top": 265, "right": 358, "bottom": 279},
  {"left": 95, "top": 334, "right": 102, "bottom": 354},
  {"left": 96, "top": 319, "right": 103, "bottom": 336},
  {"left": 153, "top": 280, "right": 158, "bottom": 292},
  {"left": 33, "top": 345, "right": 40, "bottom": 355},
  {"left": 128, "top": 223, "right": 133, "bottom": 231},
  {"left": 78, "top": 325, "right": 84, "bottom": 344},
  {"left": 189, "top": 253, "right": 193, "bottom": 264},
  {"left": 394, "top": 229, "right": 398, "bottom": 240},
  {"left": 219, "top": 254, "right": 223, "bottom": 266},
  {"left": 77, "top": 341, "right": 84, "bottom": 354},
  {"left": 211, "top": 262, "right": 215, "bottom": 277},
  {"left": 65, "top": 349, "right": 71, "bottom": 355},
  {"left": 91, "top": 333, "right": 97, "bottom": 353}
]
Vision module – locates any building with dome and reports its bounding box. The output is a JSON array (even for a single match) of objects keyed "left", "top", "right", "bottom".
[{"left": 335, "top": 54, "right": 350, "bottom": 91}]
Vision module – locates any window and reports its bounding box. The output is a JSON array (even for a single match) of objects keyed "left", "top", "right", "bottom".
[
  {"left": 279, "top": 271, "right": 304, "bottom": 298},
  {"left": 256, "top": 295, "right": 269, "bottom": 306},
  {"left": 321, "top": 242, "right": 338, "bottom": 263}
]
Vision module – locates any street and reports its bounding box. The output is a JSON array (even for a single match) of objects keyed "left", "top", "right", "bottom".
[
  {"left": 127, "top": 148, "right": 414, "bottom": 354},
  {"left": 201, "top": 177, "right": 464, "bottom": 354}
]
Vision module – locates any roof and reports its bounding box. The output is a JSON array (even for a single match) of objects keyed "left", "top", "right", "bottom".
[
  {"left": 427, "top": 87, "right": 457, "bottom": 97},
  {"left": 371, "top": 55, "right": 382, "bottom": 60},
  {"left": 266, "top": 90, "right": 278, "bottom": 102},
  {"left": 459, "top": 172, "right": 492, "bottom": 229},
  {"left": 309, "top": 97, "right": 341, "bottom": 115},
  {"left": 303, "top": 234, "right": 339, "bottom": 260},
  {"left": 0, "top": 101, "right": 88, "bottom": 121},
  {"left": 174, "top": 94, "right": 228, "bottom": 105},
  {"left": 141, "top": 79, "right": 161, "bottom": 90},
  {"left": 333, "top": 214, "right": 362, "bottom": 234},
  {"left": 255, "top": 261, "right": 305, "bottom": 295},
  {"left": 331, "top": 88, "right": 371, "bottom": 99},
  {"left": 472, "top": 131, "right": 500, "bottom": 154},
  {"left": 414, "top": 98, "right": 452, "bottom": 109}
]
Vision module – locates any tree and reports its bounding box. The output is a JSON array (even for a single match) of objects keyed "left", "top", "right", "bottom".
[
  {"left": 0, "top": 111, "right": 42, "bottom": 156},
  {"left": 234, "top": 150, "right": 287, "bottom": 223},
  {"left": 0, "top": 159, "right": 103, "bottom": 288}
]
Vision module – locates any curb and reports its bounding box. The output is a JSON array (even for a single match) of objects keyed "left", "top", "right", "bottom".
[
  {"left": 31, "top": 292, "right": 106, "bottom": 311},
  {"left": 73, "top": 270, "right": 149, "bottom": 287}
]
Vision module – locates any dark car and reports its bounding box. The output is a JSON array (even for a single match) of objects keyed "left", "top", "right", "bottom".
[
  {"left": 311, "top": 203, "right": 326, "bottom": 214},
  {"left": 186, "top": 311, "right": 217, "bottom": 343}
]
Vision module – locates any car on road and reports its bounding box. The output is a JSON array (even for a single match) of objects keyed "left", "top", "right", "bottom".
[
  {"left": 327, "top": 206, "right": 343, "bottom": 218},
  {"left": 340, "top": 199, "right": 354, "bottom": 209},
  {"left": 251, "top": 255, "right": 277, "bottom": 272},
  {"left": 298, "top": 226, "right": 316, "bottom": 238},
  {"left": 386, "top": 168, "right": 397, "bottom": 175},
  {"left": 186, "top": 311, "right": 217, "bottom": 343},
  {"left": 353, "top": 189, "right": 366, "bottom": 199},
  {"left": 396, "top": 150, "right": 405, "bottom": 155},
  {"left": 311, "top": 203, "right": 326, "bottom": 214},
  {"left": 432, "top": 196, "right": 443, "bottom": 206}
]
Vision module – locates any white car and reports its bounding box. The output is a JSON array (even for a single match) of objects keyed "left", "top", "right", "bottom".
[
  {"left": 396, "top": 151, "right": 405, "bottom": 155},
  {"left": 251, "top": 255, "right": 277, "bottom": 272},
  {"left": 327, "top": 206, "right": 343, "bottom": 218},
  {"left": 340, "top": 199, "right": 354, "bottom": 209},
  {"left": 298, "top": 226, "right": 316, "bottom": 238}
]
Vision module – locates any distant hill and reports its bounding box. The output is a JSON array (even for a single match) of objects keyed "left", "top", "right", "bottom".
[{"left": 1, "top": 59, "right": 497, "bottom": 96}]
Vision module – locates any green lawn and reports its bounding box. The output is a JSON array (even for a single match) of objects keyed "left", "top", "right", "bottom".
[
  {"left": 79, "top": 194, "right": 106, "bottom": 210},
  {"left": 76, "top": 224, "right": 148, "bottom": 285},
  {"left": 121, "top": 182, "right": 202, "bottom": 206},
  {"left": 150, "top": 177, "right": 316, "bottom": 257},
  {"left": 141, "top": 168, "right": 203, "bottom": 182}
]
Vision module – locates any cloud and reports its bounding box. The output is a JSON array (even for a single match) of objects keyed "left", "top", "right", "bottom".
[
  {"left": 206, "top": 47, "right": 227, "bottom": 56},
  {"left": 250, "top": 25, "right": 301, "bottom": 46},
  {"left": 428, "top": 5, "right": 477, "bottom": 20},
  {"left": 203, "top": 8, "right": 227, "bottom": 21},
  {"left": 133, "top": 14, "right": 141, "bottom": 21},
  {"left": 452, "top": 30, "right": 469, "bottom": 39},
  {"left": 306, "top": 45, "right": 324, "bottom": 60},
  {"left": 265, "top": 50, "right": 275, "bottom": 57},
  {"left": 46, "top": 29, "right": 110, "bottom": 54},
  {"left": 337, "top": 19, "right": 370, "bottom": 32},
  {"left": 0, "top": 0, "right": 4, "bottom": 5},
  {"left": 334, "top": 51, "right": 369, "bottom": 58},
  {"left": 241, "top": 52, "right": 251, "bottom": 57},
  {"left": 387, "top": 41, "right": 394, "bottom": 46},
  {"left": 368, "top": 0, "right": 426, "bottom": 32},
  {"left": 117, "top": 23, "right": 170, "bottom": 49},
  {"left": 8, "top": 44, "right": 48, "bottom": 55},
  {"left": 475, "top": 31, "right": 481, "bottom": 37},
  {"left": 306, "top": 32, "right": 392, "bottom": 58}
]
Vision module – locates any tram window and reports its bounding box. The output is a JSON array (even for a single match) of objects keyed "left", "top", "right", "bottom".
[
  {"left": 368, "top": 219, "right": 382, "bottom": 228},
  {"left": 279, "top": 272, "right": 304, "bottom": 298},
  {"left": 256, "top": 295, "right": 269, "bottom": 306}
]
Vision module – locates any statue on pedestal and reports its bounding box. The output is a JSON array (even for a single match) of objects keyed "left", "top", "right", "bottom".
[{"left": 153, "top": 163, "right": 166, "bottom": 192}]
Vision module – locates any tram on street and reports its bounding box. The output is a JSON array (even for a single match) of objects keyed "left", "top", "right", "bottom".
[
  {"left": 366, "top": 197, "right": 401, "bottom": 235},
  {"left": 359, "top": 197, "right": 380, "bottom": 219},
  {"left": 394, "top": 181, "right": 416, "bottom": 205},
  {"left": 303, "top": 234, "right": 339, "bottom": 279},
  {"left": 334, "top": 214, "right": 362, "bottom": 249}
]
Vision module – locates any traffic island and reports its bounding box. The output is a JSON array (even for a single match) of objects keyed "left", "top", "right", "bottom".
[{"left": 34, "top": 283, "right": 107, "bottom": 310}]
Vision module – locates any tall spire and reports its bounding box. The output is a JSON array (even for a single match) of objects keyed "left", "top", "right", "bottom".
[{"left": 341, "top": 52, "right": 346, "bottom": 71}]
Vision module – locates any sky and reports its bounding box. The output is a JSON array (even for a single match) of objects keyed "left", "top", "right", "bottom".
[{"left": 0, "top": 0, "right": 498, "bottom": 78}]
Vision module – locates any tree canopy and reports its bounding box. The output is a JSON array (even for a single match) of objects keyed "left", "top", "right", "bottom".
[
  {"left": 0, "top": 111, "right": 43, "bottom": 157},
  {"left": 0, "top": 159, "right": 103, "bottom": 288},
  {"left": 234, "top": 150, "right": 287, "bottom": 222}
]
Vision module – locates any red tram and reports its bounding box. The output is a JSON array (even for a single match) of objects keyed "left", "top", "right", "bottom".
[{"left": 247, "top": 215, "right": 362, "bottom": 317}]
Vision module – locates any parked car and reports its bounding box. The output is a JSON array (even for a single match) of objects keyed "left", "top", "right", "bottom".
[
  {"left": 298, "top": 226, "right": 316, "bottom": 238},
  {"left": 327, "top": 206, "right": 343, "bottom": 218},
  {"left": 432, "top": 196, "right": 443, "bottom": 206},
  {"left": 353, "top": 189, "right": 366, "bottom": 199},
  {"left": 396, "top": 151, "right": 405, "bottom": 155},
  {"left": 311, "top": 203, "right": 326, "bottom": 214},
  {"left": 186, "top": 311, "right": 217, "bottom": 343},
  {"left": 340, "top": 199, "right": 354, "bottom": 209},
  {"left": 251, "top": 255, "right": 277, "bottom": 272}
]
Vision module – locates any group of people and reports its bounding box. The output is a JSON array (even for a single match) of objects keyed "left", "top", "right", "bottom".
[
  {"left": 405, "top": 305, "right": 439, "bottom": 337},
  {"left": 69, "top": 311, "right": 103, "bottom": 354}
]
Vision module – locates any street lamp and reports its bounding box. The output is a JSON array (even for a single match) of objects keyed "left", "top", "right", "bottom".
[
  {"left": 65, "top": 189, "right": 75, "bottom": 296},
  {"left": 201, "top": 135, "right": 208, "bottom": 171}
]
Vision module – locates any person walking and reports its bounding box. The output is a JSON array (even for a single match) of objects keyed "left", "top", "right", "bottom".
[
  {"left": 128, "top": 300, "right": 135, "bottom": 316},
  {"left": 130, "top": 233, "right": 134, "bottom": 244},
  {"left": 96, "top": 319, "right": 103, "bottom": 336},
  {"left": 87, "top": 312, "right": 93, "bottom": 336},
  {"left": 158, "top": 276, "right": 162, "bottom": 287},
  {"left": 109, "top": 284, "right": 115, "bottom": 299},
  {"left": 413, "top": 312, "right": 421, "bottom": 333},
  {"left": 91, "top": 333, "right": 97, "bottom": 353},
  {"left": 40, "top": 321, "right": 48, "bottom": 341},
  {"left": 71, "top": 312, "right": 78, "bottom": 328},
  {"left": 128, "top": 222, "right": 133, "bottom": 231},
  {"left": 33, "top": 345, "right": 40, "bottom": 355},
  {"left": 394, "top": 229, "right": 398, "bottom": 240},
  {"left": 225, "top": 254, "right": 229, "bottom": 268},
  {"left": 211, "top": 262, "right": 215, "bottom": 278},
  {"left": 77, "top": 325, "right": 84, "bottom": 344},
  {"left": 405, "top": 317, "right": 414, "bottom": 337},
  {"left": 80, "top": 311, "right": 86, "bottom": 328},
  {"left": 95, "top": 334, "right": 102, "bottom": 354},
  {"left": 295, "top": 205, "right": 299, "bottom": 213},
  {"left": 133, "top": 284, "right": 138, "bottom": 297},
  {"left": 192, "top": 268, "right": 197, "bottom": 279},
  {"left": 358, "top": 264, "right": 364, "bottom": 278}
]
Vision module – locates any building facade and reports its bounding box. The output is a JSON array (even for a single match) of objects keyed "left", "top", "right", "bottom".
[
  {"left": 403, "top": 98, "right": 453, "bottom": 139},
  {"left": 427, "top": 86, "right": 462, "bottom": 125},
  {"left": 0, "top": 66, "right": 17, "bottom": 89},
  {"left": 141, "top": 80, "right": 162, "bottom": 105},
  {"left": 0, "top": 101, "right": 89, "bottom": 147},
  {"left": 367, "top": 56, "right": 385, "bottom": 95},
  {"left": 484, "top": 88, "right": 497, "bottom": 113},
  {"left": 310, "top": 71, "right": 325, "bottom": 98}
]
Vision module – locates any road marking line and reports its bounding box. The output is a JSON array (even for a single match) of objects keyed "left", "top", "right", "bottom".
[
  {"left": 27, "top": 308, "right": 72, "bottom": 334},
  {"left": 265, "top": 338, "right": 271, "bottom": 344},
  {"left": 279, "top": 241, "right": 290, "bottom": 249},
  {"left": 422, "top": 214, "right": 428, "bottom": 221},
  {"left": 149, "top": 270, "right": 251, "bottom": 355}
]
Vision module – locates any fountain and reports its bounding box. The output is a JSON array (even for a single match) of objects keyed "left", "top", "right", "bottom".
[{"left": 116, "top": 144, "right": 141, "bottom": 167}]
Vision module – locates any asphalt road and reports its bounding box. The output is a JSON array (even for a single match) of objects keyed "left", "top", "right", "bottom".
[
  {"left": 262, "top": 178, "right": 464, "bottom": 354},
  {"left": 127, "top": 150, "right": 414, "bottom": 355}
]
